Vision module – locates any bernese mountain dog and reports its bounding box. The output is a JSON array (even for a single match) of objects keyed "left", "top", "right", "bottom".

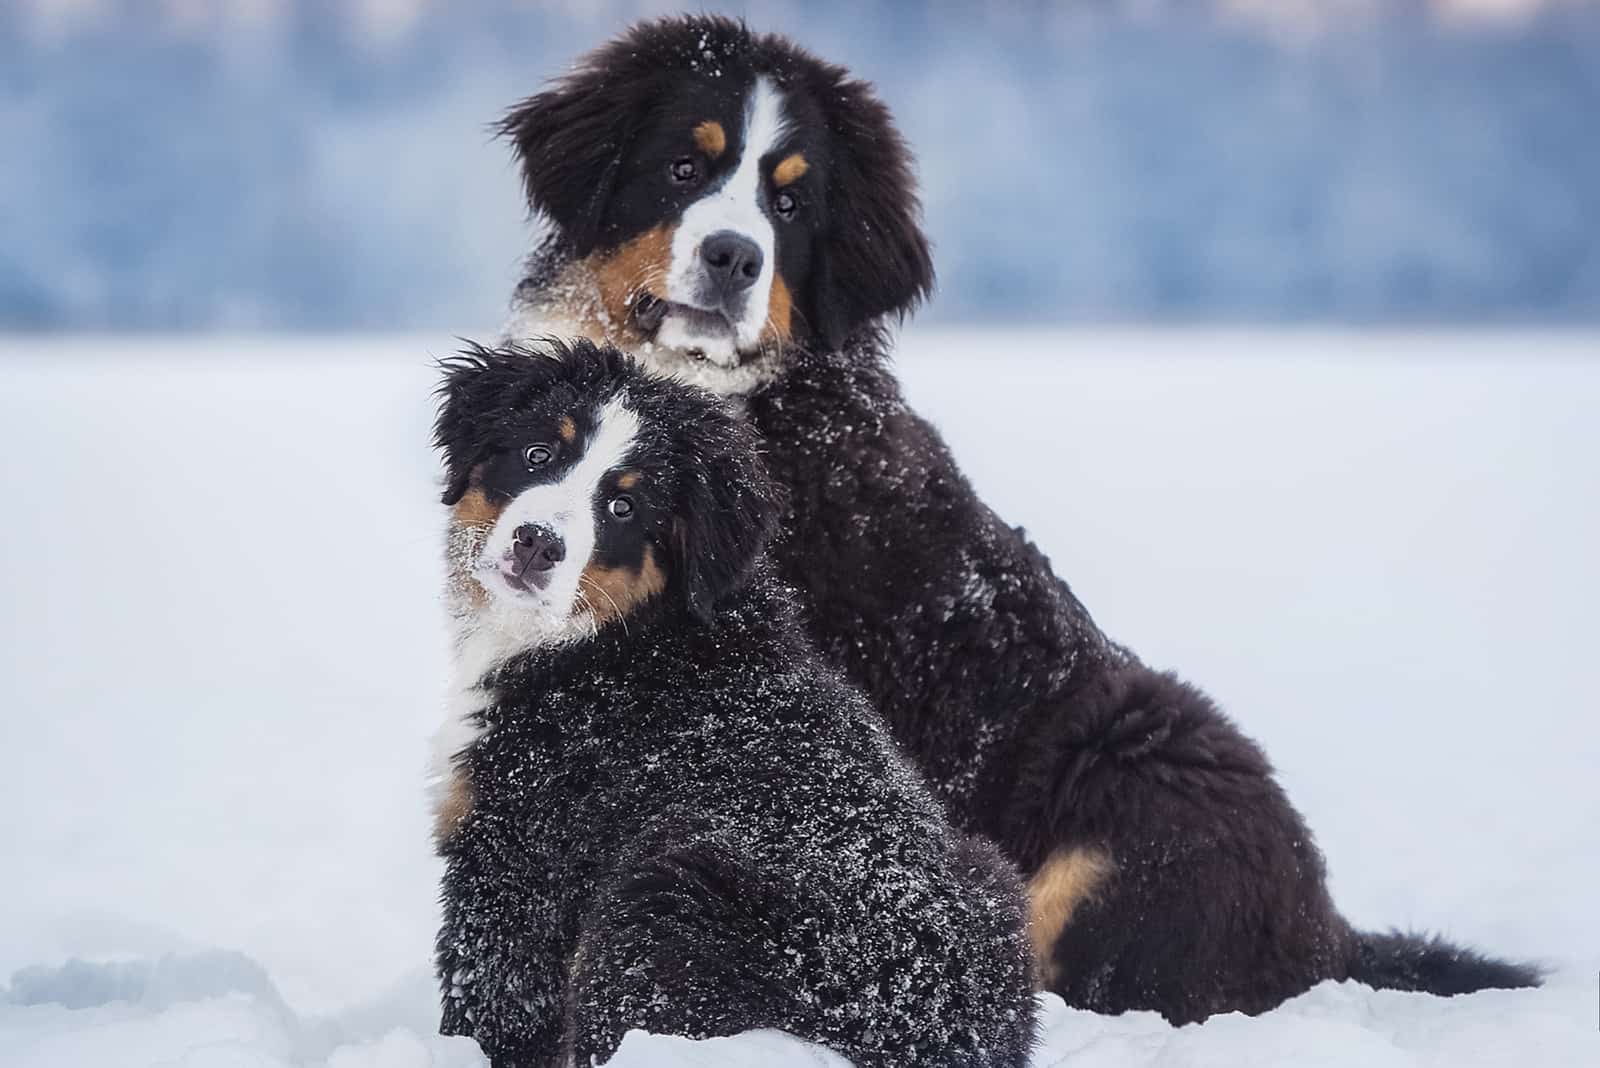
[
  {"left": 499, "top": 16, "right": 930, "bottom": 395},
  {"left": 428, "top": 339, "right": 1036, "bottom": 1068},
  {"left": 496, "top": 15, "right": 1540, "bottom": 1025}
]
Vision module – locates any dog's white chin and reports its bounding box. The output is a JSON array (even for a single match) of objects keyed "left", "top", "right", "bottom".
[
  {"left": 636, "top": 321, "right": 780, "bottom": 397},
  {"left": 459, "top": 568, "right": 593, "bottom": 651},
  {"left": 639, "top": 346, "right": 779, "bottom": 398},
  {"left": 653, "top": 314, "right": 742, "bottom": 369}
]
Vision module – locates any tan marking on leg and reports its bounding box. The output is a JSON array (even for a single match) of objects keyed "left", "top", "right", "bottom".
[
  {"left": 772, "top": 153, "right": 808, "bottom": 186},
  {"left": 589, "top": 224, "right": 677, "bottom": 339},
  {"left": 577, "top": 546, "right": 667, "bottom": 625},
  {"left": 761, "top": 274, "right": 793, "bottom": 344},
  {"left": 616, "top": 471, "right": 642, "bottom": 490},
  {"left": 693, "top": 120, "right": 727, "bottom": 159},
  {"left": 433, "top": 767, "right": 474, "bottom": 844},
  {"left": 558, "top": 415, "right": 577, "bottom": 443},
  {"left": 1027, "top": 847, "right": 1113, "bottom": 989}
]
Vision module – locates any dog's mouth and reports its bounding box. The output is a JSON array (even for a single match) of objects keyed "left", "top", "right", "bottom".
[
  {"left": 632, "top": 294, "right": 738, "bottom": 362},
  {"left": 482, "top": 556, "right": 554, "bottom": 597},
  {"left": 500, "top": 567, "right": 551, "bottom": 594}
]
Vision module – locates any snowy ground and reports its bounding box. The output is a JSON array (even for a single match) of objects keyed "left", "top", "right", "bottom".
[{"left": 2, "top": 329, "right": 1597, "bottom": 1066}]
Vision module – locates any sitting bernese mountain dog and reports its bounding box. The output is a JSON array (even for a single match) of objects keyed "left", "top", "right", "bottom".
[
  {"left": 496, "top": 15, "right": 1539, "bottom": 1024},
  {"left": 428, "top": 339, "right": 1036, "bottom": 1068}
]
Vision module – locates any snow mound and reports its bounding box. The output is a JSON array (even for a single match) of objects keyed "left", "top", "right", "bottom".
[
  {"left": 1032, "top": 982, "right": 1595, "bottom": 1068},
  {"left": 609, "top": 1026, "right": 854, "bottom": 1066},
  {"left": 4, "top": 954, "right": 1593, "bottom": 1068},
  {"left": 0, "top": 953, "right": 481, "bottom": 1068}
]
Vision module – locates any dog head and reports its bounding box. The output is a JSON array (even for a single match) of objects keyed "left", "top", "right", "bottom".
[
  {"left": 500, "top": 15, "right": 933, "bottom": 393},
  {"left": 434, "top": 339, "right": 780, "bottom": 646}
]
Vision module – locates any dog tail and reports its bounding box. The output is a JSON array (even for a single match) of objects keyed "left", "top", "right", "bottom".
[{"left": 1346, "top": 930, "right": 1543, "bottom": 996}]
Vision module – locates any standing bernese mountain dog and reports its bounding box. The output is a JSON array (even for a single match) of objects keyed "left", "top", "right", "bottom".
[
  {"left": 497, "top": 16, "right": 1540, "bottom": 1024},
  {"left": 429, "top": 339, "right": 1036, "bottom": 1068}
]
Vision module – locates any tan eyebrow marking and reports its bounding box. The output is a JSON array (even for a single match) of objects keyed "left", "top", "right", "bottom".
[
  {"left": 693, "top": 120, "right": 727, "bottom": 159},
  {"left": 616, "top": 471, "right": 642, "bottom": 490},
  {"left": 558, "top": 415, "right": 577, "bottom": 442},
  {"left": 773, "top": 153, "right": 809, "bottom": 186}
]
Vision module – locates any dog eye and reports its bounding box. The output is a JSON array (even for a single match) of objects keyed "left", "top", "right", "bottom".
[
  {"left": 607, "top": 495, "right": 635, "bottom": 521},
  {"left": 524, "top": 444, "right": 554, "bottom": 468},
  {"left": 773, "top": 190, "right": 799, "bottom": 221},
  {"left": 669, "top": 158, "right": 699, "bottom": 183}
]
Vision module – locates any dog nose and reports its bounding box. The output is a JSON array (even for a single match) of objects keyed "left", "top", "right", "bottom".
[
  {"left": 511, "top": 523, "right": 565, "bottom": 572},
  {"left": 699, "top": 231, "right": 763, "bottom": 296}
]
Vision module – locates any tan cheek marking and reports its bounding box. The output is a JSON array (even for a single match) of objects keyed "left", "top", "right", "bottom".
[
  {"left": 577, "top": 546, "right": 667, "bottom": 625},
  {"left": 761, "top": 274, "right": 794, "bottom": 344},
  {"left": 1026, "top": 847, "right": 1113, "bottom": 989},
  {"left": 540, "top": 260, "right": 617, "bottom": 348},
  {"left": 433, "top": 768, "right": 474, "bottom": 844},
  {"left": 452, "top": 485, "right": 503, "bottom": 527},
  {"left": 588, "top": 223, "right": 677, "bottom": 338},
  {"left": 616, "top": 471, "right": 642, "bottom": 490},
  {"left": 773, "top": 153, "right": 808, "bottom": 186},
  {"left": 693, "top": 120, "right": 727, "bottom": 159},
  {"left": 558, "top": 415, "right": 577, "bottom": 443},
  {"left": 449, "top": 486, "right": 504, "bottom": 610}
]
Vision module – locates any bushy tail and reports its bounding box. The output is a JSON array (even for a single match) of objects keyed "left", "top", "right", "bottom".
[{"left": 1348, "top": 930, "right": 1543, "bottom": 996}]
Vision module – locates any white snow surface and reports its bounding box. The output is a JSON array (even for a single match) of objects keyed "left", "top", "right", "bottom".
[{"left": 2, "top": 329, "right": 1596, "bottom": 1067}]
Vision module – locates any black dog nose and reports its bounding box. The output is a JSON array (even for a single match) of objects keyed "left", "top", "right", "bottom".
[
  {"left": 699, "top": 231, "right": 763, "bottom": 295},
  {"left": 511, "top": 523, "right": 565, "bottom": 572}
]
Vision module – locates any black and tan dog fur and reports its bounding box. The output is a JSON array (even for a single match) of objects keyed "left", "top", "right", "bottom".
[
  {"left": 499, "top": 15, "right": 930, "bottom": 392},
  {"left": 745, "top": 337, "right": 1542, "bottom": 1022},
  {"left": 431, "top": 341, "right": 1036, "bottom": 1067},
  {"left": 495, "top": 15, "right": 1542, "bottom": 1025}
]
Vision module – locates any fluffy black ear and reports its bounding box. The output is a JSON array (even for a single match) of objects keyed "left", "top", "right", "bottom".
[
  {"left": 497, "top": 70, "right": 638, "bottom": 255},
  {"left": 433, "top": 349, "right": 497, "bottom": 507},
  {"left": 672, "top": 425, "right": 782, "bottom": 625},
  {"left": 432, "top": 338, "right": 597, "bottom": 506},
  {"left": 812, "top": 74, "right": 935, "bottom": 348}
]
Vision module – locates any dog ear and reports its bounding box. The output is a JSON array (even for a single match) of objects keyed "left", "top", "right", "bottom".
[
  {"left": 672, "top": 430, "right": 782, "bottom": 625},
  {"left": 433, "top": 353, "right": 491, "bottom": 507},
  {"left": 497, "top": 74, "right": 635, "bottom": 255},
  {"left": 433, "top": 341, "right": 543, "bottom": 507},
  {"left": 439, "top": 467, "right": 472, "bottom": 508},
  {"left": 812, "top": 77, "right": 935, "bottom": 349}
]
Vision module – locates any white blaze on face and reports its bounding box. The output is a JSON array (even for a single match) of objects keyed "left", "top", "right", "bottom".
[
  {"left": 659, "top": 77, "right": 790, "bottom": 367},
  {"left": 435, "top": 391, "right": 646, "bottom": 799},
  {"left": 431, "top": 393, "right": 641, "bottom": 788},
  {"left": 466, "top": 394, "right": 640, "bottom": 650}
]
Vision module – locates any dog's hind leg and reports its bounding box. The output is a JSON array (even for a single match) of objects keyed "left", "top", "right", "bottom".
[
  {"left": 565, "top": 832, "right": 1034, "bottom": 1068},
  {"left": 561, "top": 838, "right": 798, "bottom": 1066},
  {"left": 1026, "top": 663, "right": 1353, "bottom": 1023}
]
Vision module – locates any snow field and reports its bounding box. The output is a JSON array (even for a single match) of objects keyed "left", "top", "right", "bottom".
[{"left": 2, "top": 329, "right": 1596, "bottom": 1065}]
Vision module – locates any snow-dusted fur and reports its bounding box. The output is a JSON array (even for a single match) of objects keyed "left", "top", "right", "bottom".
[
  {"left": 742, "top": 333, "right": 1542, "bottom": 1023},
  {"left": 496, "top": 16, "right": 1540, "bottom": 1026},
  {"left": 430, "top": 343, "right": 1036, "bottom": 1068},
  {"left": 498, "top": 16, "right": 932, "bottom": 395}
]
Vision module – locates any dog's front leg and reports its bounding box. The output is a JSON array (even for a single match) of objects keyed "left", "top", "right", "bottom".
[{"left": 436, "top": 830, "right": 572, "bottom": 1067}]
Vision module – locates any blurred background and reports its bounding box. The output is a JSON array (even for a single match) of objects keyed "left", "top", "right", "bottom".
[{"left": 3, "top": 0, "right": 1598, "bottom": 332}]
